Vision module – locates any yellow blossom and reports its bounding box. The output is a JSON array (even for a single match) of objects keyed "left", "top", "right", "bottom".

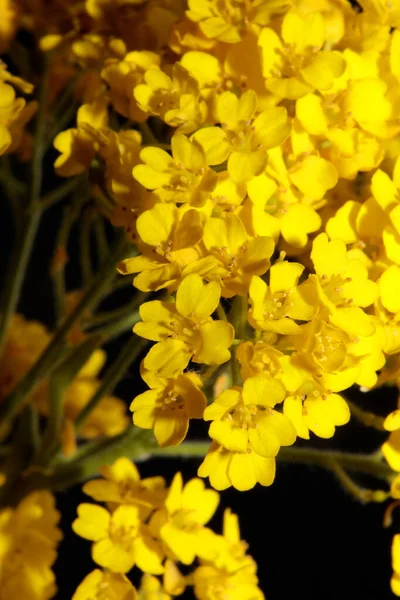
[
  {"left": 0, "top": 492, "right": 62, "bottom": 600},
  {"left": 392, "top": 534, "right": 400, "bottom": 596},
  {"left": 134, "top": 63, "right": 207, "bottom": 132},
  {"left": 248, "top": 261, "right": 316, "bottom": 334},
  {"left": 194, "top": 89, "right": 290, "bottom": 183},
  {"left": 133, "top": 133, "right": 218, "bottom": 206},
  {"left": 118, "top": 203, "right": 203, "bottom": 292},
  {"left": 54, "top": 99, "right": 109, "bottom": 176},
  {"left": 150, "top": 472, "right": 219, "bottom": 564},
  {"left": 204, "top": 375, "right": 296, "bottom": 458},
  {"left": 83, "top": 457, "right": 167, "bottom": 508},
  {"left": 185, "top": 212, "right": 275, "bottom": 297},
  {"left": 198, "top": 442, "right": 276, "bottom": 491},
  {"left": 130, "top": 368, "right": 206, "bottom": 446},
  {"left": 72, "top": 569, "right": 137, "bottom": 600},
  {"left": 258, "top": 10, "right": 345, "bottom": 99},
  {"left": 101, "top": 50, "right": 160, "bottom": 121},
  {"left": 134, "top": 274, "right": 234, "bottom": 377},
  {"left": 138, "top": 573, "right": 171, "bottom": 600},
  {"left": 73, "top": 503, "right": 164, "bottom": 574}
]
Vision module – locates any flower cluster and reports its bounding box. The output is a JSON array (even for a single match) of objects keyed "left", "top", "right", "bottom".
[
  {"left": 0, "top": 60, "right": 35, "bottom": 157},
  {"left": 0, "top": 314, "right": 129, "bottom": 454},
  {"left": 4, "top": 0, "right": 400, "bottom": 596},
  {"left": 72, "top": 457, "right": 263, "bottom": 599},
  {"left": 37, "top": 0, "right": 400, "bottom": 589},
  {"left": 0, "top": 490, "right": 62, "bottom": 600}
]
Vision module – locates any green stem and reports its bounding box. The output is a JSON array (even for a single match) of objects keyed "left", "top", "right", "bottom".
[
  {"left": 0, "top": 234, "right": 129, "bottom": 425},
  {"left": 0, "top": 66, "right": 49, "bottom": 355},
  {"left": 326, "top": 458, "right": 390, "bottom": 504},
  {"left": 84, "top": 292, "right": 148, "bottom": 328},
  {"left": 145, "top": 442, "right": 394, "bottom": 481},
  {"left": 347, "top": 400, "right": 386, "bottom": 431},
  {"left": 93, "top": 214, "right": 109, "bottom": 265},
  {"left": 40, "top": 177, "right": 83, "bottom": 211},
  {"left": 216, "top": 302, "right": 228, "bottom": 321},
  {"left": 80, "top": 208, "right": 94, "bottom": 286},
  {"left": 75, "top": 335, "right": 148, "bottom": 432},
  {"left": 95, "top": 311, "right": 142, "bottom": 341},
  {"left": 0, "top": 210, "right": 42, "bottom": 356},
  {"left": 11, "top": 429, "right": 154, "bottom": 500}
]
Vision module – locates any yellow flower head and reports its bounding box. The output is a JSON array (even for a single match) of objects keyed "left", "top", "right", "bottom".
[
  {"left": 134, "top": 274, "right": 234, "bottom": 377},
  {"left": 194, "top": 89, "right": 290, "bottom": 183},
  {"left": 150, "top": 472, "right": 219, "bottom": 564},
  {"left": 118, "top": 203, "right": 203, "bottom": 292},
  {"left": 283, "top": 379, "right": 350, "bottom": 439},
  {"left": 204, "top": 375, "right": 296, "bottom": 458},
  {"left": 131, "top": 368, "right": 207, "bottom": 446},
  {"left": 0, "top": 491, "right": 62, "bottom": 600},
  {"left": 83, "top": 457, "right": 167, "bottom": 508},
  {"left": 134, "top": 63, "right": 207, "bottom": 133},
  {"left": 198, "top": 441, "right": 276, "bottom": 491},
  {"left": 54, "top": 99, "right": 109, "bottom": 177},
  {"left": 133, "top": 133, "right": 218, "bottom": 206},
  {"left": 102, "top": 50, "right": 160, "bottom": 121},
  {"left": 248, "top": 261, "right": 316, "bottom": 334},
  {"left": 186, "top": 0, "right": 289, "bottom": 44},
  {"left": 72, "top": 569, "right": 137, "bottom": 600},
  {"left": 310, "top": 233, "right": 378, "bottom": 337},
  {"left": 392, "top": 534, "right": 400, "bottom": 596},
  {"left": 73, "top": 503, "right": 164, "bottom": 574},
  {"left": 259, "top": 10, "right": 345, "bottom": 99},
  {"left": 187, "top": 212, "right": 275, "bottom": 297}
]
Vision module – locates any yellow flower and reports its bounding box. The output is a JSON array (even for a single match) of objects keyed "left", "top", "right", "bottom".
[
  {"left": 309, "top": 233, "right": 378, "bottom": 337},
  {"left": 283, "top": 381, "right": 350, "bottom": 439},
  {"left": 34, "top": 348, "right": 129, "bottom": 452},
  {"left": 382, "top": 429, "right": 400, "bottom": 471},
  {"left": 0, "top": 0, "right": 17, "bottom": 53},
  {"left": 204, "top": 375, "right": 296, "bottom": 458},
  {"left": 185, "top": 212, "right": 275, "bottom": 297},
  {"left": 193, "top": 560, "right": 264, "bottom": 600},
  {"left": 288, "top": 318, "right": 361, "bottom": 393},
  {"left": 73, "top": 503, "right": 164, "bottom": 574},
  {"left": 258, "top": 10, "right": 345, "bottom": 99},
  {"left": 118, "top": 203, "right": 203, "bottom": 292},
  {"left": 134, "top": 63, "right": 207, "bottom": 133},
  {"left": 138, "top": 573, "right": 171, "bottom": 600},
  {"left": 248, "top": 262, "right": 316, "bottom": 334},
  {"left": 194, "top": 89, "right": 290, "bottom": 183},
  {"left": 236, "top": 338, "right": 286, "bottom": 381},
  {"left": 134, "top": 274, "right": 234, "bottom": 377},
  {"left": 246, "top": 150, "right": 322, "bottom": 248},
  {"left": 186, "top": 0, "right": 288, "bottom": 43},
  {"left": 392, "top": 535, "right": 400, "bottom": 597},
  {"left": 130, "top": 368, "right": 206, "bottom": 446},
  {"left": 102, "top": 50, "right": 160, "bottom": 121},
  {"left": 0, "top": 314, "right": 50, "bottom": 401},
  {"left": 54, "top": 99, "right": 109, "bottom": 176},
  {"left": 83, "top": 457, "right": 167, "bottom": 508},
  {"left": 198, "top": 442, "right": 276, "bottom": 491},
  {"left": 0, "top": 491, "right": 62, "bottom": 600},
  {"left": 0, "top": 67, "right": 35, "bottom": 156},
  {"left": 133, "top": 133, "right": 218, "bottom": 206},
  {"left": 149, "top": 473, "right": 219, "bottom": 564},
  {"left": 72, "top": 569, "right": 137, "bottom": 600}
]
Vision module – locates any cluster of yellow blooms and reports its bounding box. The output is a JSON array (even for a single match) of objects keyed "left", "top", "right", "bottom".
[
  {"left": 72, "top": 458, "right": 263, "bottom": 599},
  {"left": 0, "top": 490, "right": 62, "bottom": 599},
  {"left": 0, "top": 314, "right": 129, "bottom": 453},
  {"left": 4, "top": 0, "right": 400, "bottom": 595}
]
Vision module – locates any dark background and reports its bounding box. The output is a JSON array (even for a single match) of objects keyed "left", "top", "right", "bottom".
[{"left": 0, "top": 193, "right": 397, "bottom": 600}]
